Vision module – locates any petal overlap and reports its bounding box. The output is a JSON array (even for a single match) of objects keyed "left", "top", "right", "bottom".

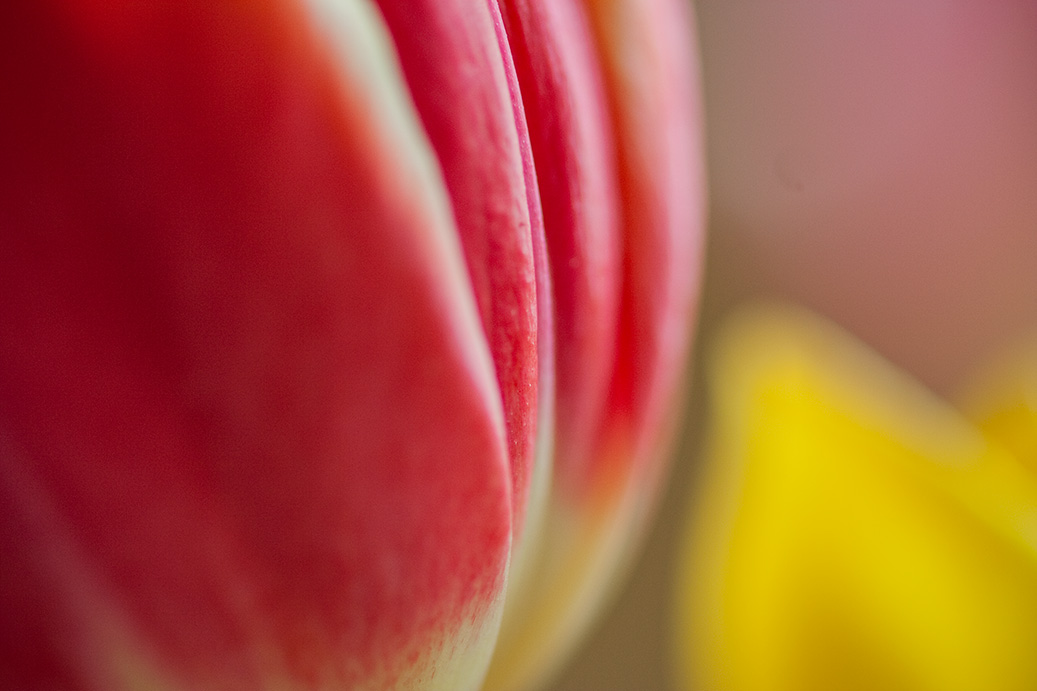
[{"left": 0, "top": 1, "right": 705, "bottom": 689}]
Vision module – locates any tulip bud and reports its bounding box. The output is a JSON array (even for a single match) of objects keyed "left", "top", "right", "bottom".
[{"left": 0, "top": 0, "right": 705, "bottom": 689}]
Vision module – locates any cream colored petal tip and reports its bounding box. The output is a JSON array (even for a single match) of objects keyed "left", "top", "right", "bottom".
[{"left": 676, "top": 303, "right": 1037, "bottom": 691}]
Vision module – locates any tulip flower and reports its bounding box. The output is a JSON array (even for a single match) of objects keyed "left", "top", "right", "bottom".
[
  {"left": 677, "top": 305, "right": 1037, "bottom": 691},
  {"left": 0, "top": 0, "right": 704, "bottom": 690}
]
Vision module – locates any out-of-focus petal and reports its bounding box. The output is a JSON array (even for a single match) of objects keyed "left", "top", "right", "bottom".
[
  {"left": 0, "top": 1, "right": 511, "bottom": 689},
  {"left": 485, "top": 0, "right": 706, "bottom": 687},
  {"left": 677, "top": 305, "right": 1037, "bottom": 691},
  {"left": 961, "top": 340, "right": 1037, "bottom": 473}
]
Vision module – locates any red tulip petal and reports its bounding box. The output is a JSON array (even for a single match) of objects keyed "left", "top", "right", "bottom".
[
  {"left": 497, "top": 0, "right": 623, "bottom": 498},
  {"left": 371, "top": 0, "right": 541, "bottom": 535},
  {"left": 586, "top": 0, "right": 707, "bottom": 502},
  {"left": 484, "top": 0, "right": 706, "bottom": 687},
  {"left": 0, "top": 1, "right": 511, "bottom": 688}
]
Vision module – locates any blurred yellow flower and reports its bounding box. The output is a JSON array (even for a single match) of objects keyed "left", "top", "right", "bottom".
[{"left": 677, "top": 304, "right": 1037, "bottom": 691}]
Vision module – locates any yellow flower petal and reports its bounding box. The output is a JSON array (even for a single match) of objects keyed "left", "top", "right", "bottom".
[{"left": 677, "top": 304, "right": 1037, "bottom": 691}]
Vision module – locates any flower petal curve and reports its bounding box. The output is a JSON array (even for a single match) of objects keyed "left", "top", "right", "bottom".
[
  {"left": 485, "top": 0, "right": 706, "bottom": 687},
  {"left": 0, "top": 1, "right": 512, "bottom": 688}
]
